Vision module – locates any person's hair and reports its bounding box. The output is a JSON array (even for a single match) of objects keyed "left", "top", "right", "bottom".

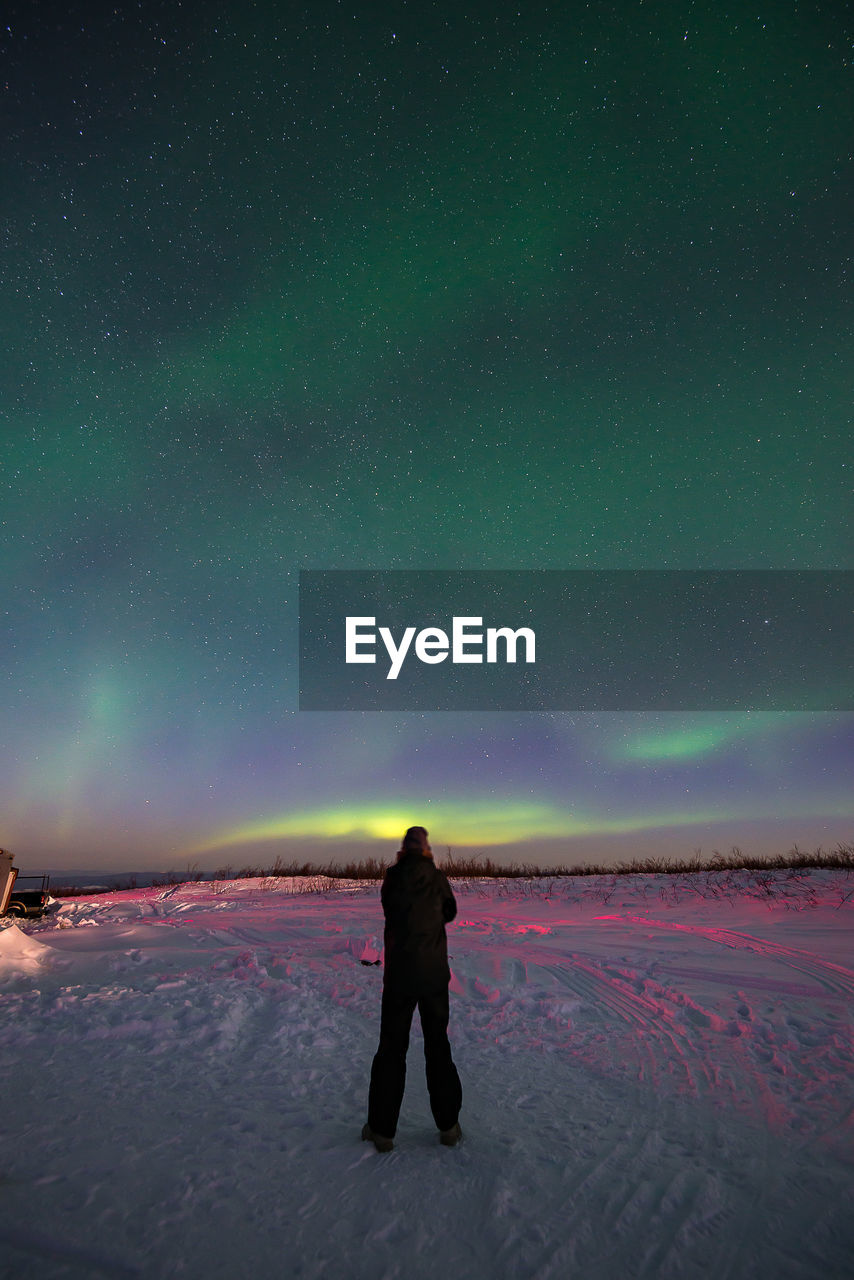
[{"left": 397, "top": 825, "right": 432, "bottom": 859}]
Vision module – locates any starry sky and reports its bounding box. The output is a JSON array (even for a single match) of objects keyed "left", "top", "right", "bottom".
[{"left": 2, "top": 1, "right": 852, "bottom": 872}]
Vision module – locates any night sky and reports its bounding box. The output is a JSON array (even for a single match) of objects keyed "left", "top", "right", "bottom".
[{"left": 2, "top": 1, "right": 852, "bottom": 872}]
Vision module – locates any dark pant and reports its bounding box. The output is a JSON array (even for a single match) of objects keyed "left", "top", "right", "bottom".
[{"left": 368, "top": 984, "right": 462, "bottom": 1138}]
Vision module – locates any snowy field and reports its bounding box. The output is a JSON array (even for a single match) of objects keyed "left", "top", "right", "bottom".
[{"left": 1, "top": 868, "right": 853, "bottom": 1280}]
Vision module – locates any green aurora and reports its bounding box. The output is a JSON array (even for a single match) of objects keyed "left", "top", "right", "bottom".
[{"left": 2, "top": 2, "right": 851, "bottom": 870}]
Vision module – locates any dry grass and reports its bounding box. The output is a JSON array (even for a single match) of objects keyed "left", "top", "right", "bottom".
[
  {"left": 440, "top": 843, "right": 854, "bottom": 879},
  {"left": 51, "top": 843, "right": 853, "bottom": 899},
  {"left": 202, "top": 841, "right": 854, "bottom": 887}
]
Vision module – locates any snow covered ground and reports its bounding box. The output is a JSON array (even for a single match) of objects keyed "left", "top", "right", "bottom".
[{"left": 1, "top": 867, "right": 853, "bottom": 1280}]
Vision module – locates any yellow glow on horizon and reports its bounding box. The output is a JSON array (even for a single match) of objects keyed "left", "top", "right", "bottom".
[
  {"left": 182, "top": 796, "right": 781, "bottom": 858},
  {"left": 186, "top": 800, "right": 572, "bottom": 855}
]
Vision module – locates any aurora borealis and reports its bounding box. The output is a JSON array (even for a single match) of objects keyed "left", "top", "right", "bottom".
[{"left": 2, "top": 2, "right": 852, "bottom": 871}]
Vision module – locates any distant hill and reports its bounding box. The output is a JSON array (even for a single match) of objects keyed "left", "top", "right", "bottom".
[{"left": 46, "top": 870, "right": 206, "bottom": 892}]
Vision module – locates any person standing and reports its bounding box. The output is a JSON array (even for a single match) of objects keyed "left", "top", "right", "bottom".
[{"left": 363, "top": 826, "right": 463, "bottom": 1152}]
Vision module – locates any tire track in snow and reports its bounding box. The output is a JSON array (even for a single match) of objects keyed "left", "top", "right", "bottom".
[
  {"left": 536, "top": 959, "right": 717, "bottom": 1100},
  {"left": 527, "top": 948, "right": 850, "bottom": 1149},
  {"left": 596, "top": 915, "right": 854, "bottom": 1140},
  {"left": 610, "top": 915, "right": 854, "bottom": 1000},
  {"left": 555, "top": 1112, "right": 761, "bottom": 1280}
]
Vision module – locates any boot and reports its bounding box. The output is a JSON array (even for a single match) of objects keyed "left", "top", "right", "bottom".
[
  {"left": 362, "top": 1122, "right": 394, "bottom": 1153},
  {"left": 439, "top": 1122, "right": 462, "bottom": 1147}
]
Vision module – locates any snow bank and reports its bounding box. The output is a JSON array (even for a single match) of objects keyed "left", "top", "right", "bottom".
[{"left": 0, "top": 923, "right": 59, "bottom": 974}]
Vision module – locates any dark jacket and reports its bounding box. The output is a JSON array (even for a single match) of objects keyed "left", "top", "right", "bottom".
[{"left": 381, "top": 851, "right": 457, "bottom": 993}]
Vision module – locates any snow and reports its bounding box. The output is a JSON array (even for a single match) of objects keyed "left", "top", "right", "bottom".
[{"left": 1, "top": 868, "right": 853, "bottom": 1280}]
